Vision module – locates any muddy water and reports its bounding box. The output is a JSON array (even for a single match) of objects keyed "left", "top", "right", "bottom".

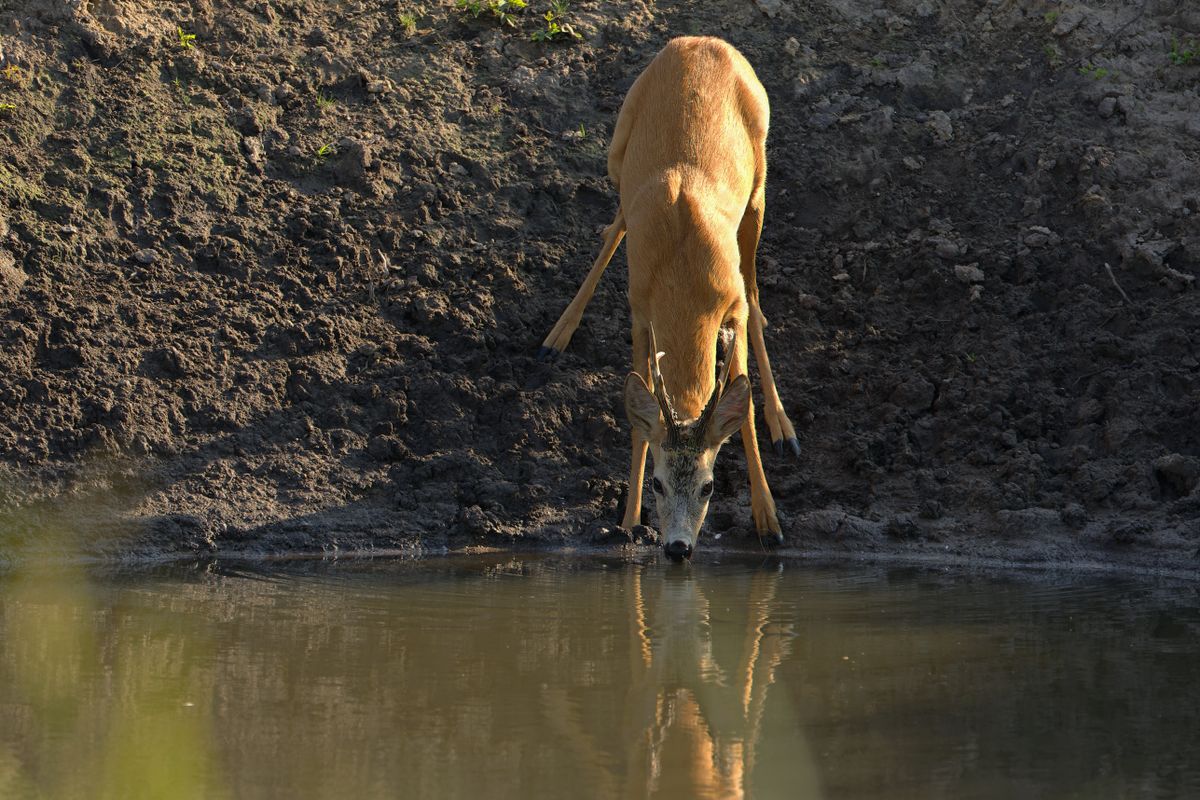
[{"left": 1, "top": 556, "right": 1198, "bottom": 799}]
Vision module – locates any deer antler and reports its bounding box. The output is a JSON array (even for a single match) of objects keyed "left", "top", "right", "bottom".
[
  {"left": 695, "top": 329, "right": 736, "bottom": 435},
  {"left": 647, "top": 322, "right": 681, "bottom": 442}
]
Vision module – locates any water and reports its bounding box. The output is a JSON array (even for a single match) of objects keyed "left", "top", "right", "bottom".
[{"left": 1, "top": 555, "right": 1198, "bottom": 799}]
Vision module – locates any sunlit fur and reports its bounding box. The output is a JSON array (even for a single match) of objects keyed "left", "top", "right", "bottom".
[
  {"left": 541, "top": 36, "right": 795, "bottom": 555},
  {"left": 615, "top": 38, "right": 782, "bottom": 551}
]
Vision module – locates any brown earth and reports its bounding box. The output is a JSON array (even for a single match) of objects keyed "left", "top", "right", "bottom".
[{"left": 0, "top": 0, "right": 1198, "bottom": 573}]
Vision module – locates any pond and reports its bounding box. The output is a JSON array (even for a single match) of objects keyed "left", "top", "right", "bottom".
[{"left": 1, "top": 554, "right": 1198, "bottom": 799}]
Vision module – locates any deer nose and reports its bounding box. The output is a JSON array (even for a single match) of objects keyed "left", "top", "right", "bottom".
[{"left": 664, "top": 540, "right": 693, "bottom": 562}]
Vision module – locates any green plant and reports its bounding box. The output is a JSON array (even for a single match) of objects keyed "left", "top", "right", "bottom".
[
  {"left": 1078, "top": 62, "right": 1109, "bottom": 80},
  {"left": 531, "top": 0, "right": 580, "bottom": 41},
  {"left": 172, "top": 75, "right": 194, "bottom": 106},
  {"left": 0, "top": 102, "right": 15, "bottom": 112},
  {"left": 1043, "top": 10, "right": 1059, "bottom": 23},
  {"left": 456, "top": 0, "right": 527, "bottom": 27},
  {"left": 316, "top": 91, "right": 335, "bottom": 111},
  {"left": 315, "top": 142, "right": 334, "bottom": 161},
  {"left": 1169, "top": 38, "right": 1199, "bottom": 66},
  {"left": 1043, "top": 43, "right": 1062, "bottom": 67},
  {"left": 1, "top": 65, "right": 21, "bottom": 82},
  {"left": 176, "top": 26, "right": 197, "bottom": 49},
  {"left": 398, "top": 12, "right": 418, "bottom": 34}
]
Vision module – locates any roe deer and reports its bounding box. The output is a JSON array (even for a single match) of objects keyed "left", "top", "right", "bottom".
[{"left": 540, "top": 36, "right": 798, "bottom": 560}]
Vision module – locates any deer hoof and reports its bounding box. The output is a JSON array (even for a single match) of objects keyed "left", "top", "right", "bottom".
[
  {"left": 764, "top": 531, "right": 784, "bottom": 548},
  {"left": 772, "top": 438, "right": 784, "bottom": 457},
  {"left": 786, "top": 436, "right": 801, "bottom": 458}
]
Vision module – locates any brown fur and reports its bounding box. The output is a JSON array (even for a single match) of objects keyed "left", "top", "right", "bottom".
[{"left": 542, "top": 36, "right": 796, "bottom": 543}]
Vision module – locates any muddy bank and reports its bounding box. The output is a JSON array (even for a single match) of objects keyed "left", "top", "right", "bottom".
[{"left": 0, "top": 0, "right": 1197, "bottom": 572}]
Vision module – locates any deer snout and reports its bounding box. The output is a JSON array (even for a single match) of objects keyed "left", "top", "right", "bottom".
[{"left": 664, "top": 539, "right": 693, "bottom": 562}]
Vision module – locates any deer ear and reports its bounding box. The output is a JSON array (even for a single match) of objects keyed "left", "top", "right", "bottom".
[
  {"left": 624, "top": 373, "right": 663, "bottom": 442},
  {"left": 705, "top": 374, "right": 750, "bottom": 446}
]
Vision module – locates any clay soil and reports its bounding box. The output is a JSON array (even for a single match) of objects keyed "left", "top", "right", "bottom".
[{"left": 0, "top": 0, "right": 1198, "bottom": 572}]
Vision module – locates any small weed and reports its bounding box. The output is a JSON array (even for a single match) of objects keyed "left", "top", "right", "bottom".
[
  {"left": 1077, "top": 62, "right": 1109, "bottom": 80},
  {"left": 1043, "top": 43, "right": 1062, "bottom": 67},
  {"left": 1043, "top": 10, "right": 1059, "bottom": 23},
  {"left": 0, "top": 102, "right": 15, "bottom": 113},
  {"left": 176, "top": 26, "right": 197, "bottom": 49},
  {"left": 398, "top": 12, "right": 418, "bottom": 34},
  {"left": 172, "top": 76, "right": 194, "bottom": 106},
  {"left": 531, "top": 0, "right": 581, "bottom": 41},
  {"left": 315, "top": 142, "right": 334, "bottom": 161},
  {"left": 578, "top": 122, "right": 586, "bottom": 138},
  {"left": 316, "top": 91, "right": 335, "bottom": 111},
  {"left": 1, "top": 65, "right": 22, "bottom": 82},
  {"left": 965, "top": 353, "right": 977, "bottom": 364},
  {"left": 456, "top": 0, "right": 527, "bottom": 28},
  {"left": 868, "top": 56, "right": 884, "bottom": 68},
  {"left": 1168, "top": 38, "right": 1200, "bottom": 66}
]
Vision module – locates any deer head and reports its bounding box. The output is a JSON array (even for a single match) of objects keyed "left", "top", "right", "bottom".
[{"left": 624, "top": 328, "right": 749, "bottom": 561}]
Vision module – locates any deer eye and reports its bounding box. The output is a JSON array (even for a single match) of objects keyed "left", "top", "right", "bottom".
[
  {"left": 700, "top": 480, "right": 714, "bottom": 497},
  {"left": 652, "top": 478, "right": 665, "bottom": 495}
]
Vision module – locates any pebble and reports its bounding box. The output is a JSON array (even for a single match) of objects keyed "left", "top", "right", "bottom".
[
  {"left": 796, "top": 293, "right": 820, "bottom": 309},
  {"left": 927, "top": 110, "right": 953, "bottom": 143},
  {"left": 133, "top": 248, "right": 158, "bottom": 265},
  {"left": 954, "top": 263, "right": 985, "bottom": 283},
  {"left": 754, "top": 0, "right": 783, "bottom": 18},
  {"left": 1023, "top": 226, "right": 1058, "bottom": 247},
  {"left": 928, "top": 236, "right": 962, "bottom": 259},
  {"left": 242, "top": 136, "right": 265, "bottom": 163}
]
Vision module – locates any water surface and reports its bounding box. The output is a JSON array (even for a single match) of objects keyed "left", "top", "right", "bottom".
[{"left": 1, "top": 555, "right": 1198, "bottom": 799}]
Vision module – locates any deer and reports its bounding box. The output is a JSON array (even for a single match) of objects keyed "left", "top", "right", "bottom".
[{"left": 539, "top": 36, "right": 799, "bottom": 561}]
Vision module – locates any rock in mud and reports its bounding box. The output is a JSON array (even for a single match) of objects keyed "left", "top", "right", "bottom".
[
  {"left": 927, "top": 110, "right": 953, "bottom": 143},
  {"left": 890, "top": 376, "right": 935, "bottom": 412},
  {"left": 954, "top": 263, "right": 984, "bottom": 283},
  {"left": 0, "top": 250, "right": 27, "bottom": 302},
  {"left": 886, "top": 514, "right": 920, "bottom": 539},
  {"left": 1153, "top": 454, "right": 1200, "bottom": 499},
  {"left": 754, "top": 0, "right": 784, "bottom": 18},
  {"left": 334, "top": 137, "right": 378, "bottom": 185}
]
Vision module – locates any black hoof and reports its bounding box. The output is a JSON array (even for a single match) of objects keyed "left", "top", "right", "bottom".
[
  {"left": 764, "top": 531, "right": 784, "bottom": 548},
  {"left": 537, "top": 346, "right": 559, "bottom": 362},
  {"left": 772, "top": 438, "right": 784, "bottom": 456},
  {"left": 786, "top": 437, "right": 801, "bottom": 458}
]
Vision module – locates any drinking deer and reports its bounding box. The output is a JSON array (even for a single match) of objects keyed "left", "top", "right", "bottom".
[{"left": 540, "top": 37, "right": 798, "bottom": 560}]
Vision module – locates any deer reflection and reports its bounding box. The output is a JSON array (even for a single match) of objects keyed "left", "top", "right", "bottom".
[{"left": 543, "top": 562, "right": 821, "bottom": 799}]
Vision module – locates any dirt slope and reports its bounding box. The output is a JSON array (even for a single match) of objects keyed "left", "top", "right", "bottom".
[{"left": 0, "top": 0, "right": 1197, "bottom": 571}]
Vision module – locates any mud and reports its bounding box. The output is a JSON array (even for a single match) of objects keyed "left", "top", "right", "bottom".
[{"left": 0, "top": 0, "right": 1197, "bottom": 572}]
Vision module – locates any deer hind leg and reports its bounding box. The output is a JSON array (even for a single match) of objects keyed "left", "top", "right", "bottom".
[
  {"left": 737, "top": 186, "right": 799, "bottom": 459},
  {"left": 732, "top": 318, "right": 782, "bottom": 544},
  {"left": 539, "top": 210, "right": 626, "bottom": 360},
  {"left": 621, "top": 320, "right": 651, "bottom": 530}
]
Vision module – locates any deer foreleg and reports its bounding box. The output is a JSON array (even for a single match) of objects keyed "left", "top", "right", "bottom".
[
  {"left": 748, "top": 305, "right": 799, "bottom": 458},
  {"left": 621, "top": 320, "right": 651, "bottom": 529},
  {"left": 732, "top": 319, "right": 782, "bottom": 544}
]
